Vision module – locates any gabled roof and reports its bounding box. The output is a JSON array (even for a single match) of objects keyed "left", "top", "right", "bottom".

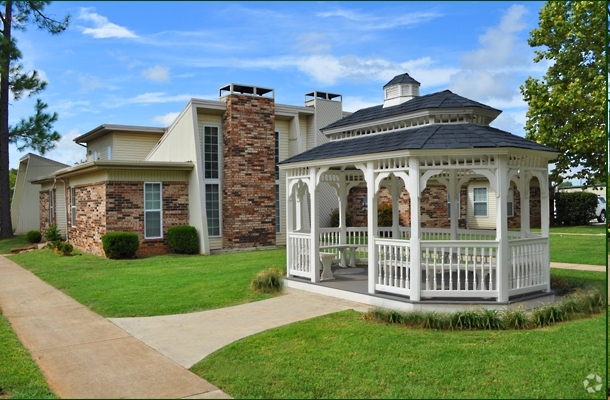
[
  {"left": 383, "top": 73, "right": 420, "bottom": 88},
  {"left": 323, "top": 90, "right": 501, "bottom": 131},
  {"left": 280, "top": 123, "right": 558, "bottom": 164},
  {"left": 19, "top": 152, "right": 70, "bottom": 168}
]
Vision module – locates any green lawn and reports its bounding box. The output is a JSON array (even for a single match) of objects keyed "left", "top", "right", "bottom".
[
  {"left": 0, "top": 235, "right": 28, "bottom": 254},
  {"left": 192, "top": 310, "right": 605, "bottom": 399},
  {"left": 0, "top": 309, "right": 57, "bottom": 399},
  {"left": 8, "top": 248, "right": 287, "bottom": 317},
  {"left": 549, "top": 234, "right": 605, "bottom": 265}
]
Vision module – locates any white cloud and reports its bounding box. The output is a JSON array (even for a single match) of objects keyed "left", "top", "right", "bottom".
[
  {"left": 103, "top": 92, "right": 203, "bottom": 108},
  {"left": 152, "top": 112, "right": 179, "bottom": 126},
  {"left": 141, "top": 66, "right": 171, "bottom": 82},
  {"left": 296, "top": 33, "right": 331, "bottom": 54},
  {"left": 317, "top": 9, "right": 442, "bottom": 30},
  {"left": 78, "top": 74, "right": 104, "bottom": 91},
  {"left": 490, "top": 112, "right": 526, "bottom": 137},
  {"left": 78, "top": 8, "right": 139, "bottom": 39},
  {"left": 42, "top": 129, "right": 88, "bottom": 166},
  {"left": 342, "top": 97, "right": 380, "bottom": 113},
  {"left": 449, "top": 5, "right": 534, "bottom": 103}
]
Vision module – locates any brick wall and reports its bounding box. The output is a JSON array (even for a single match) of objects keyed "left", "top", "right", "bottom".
[
  {"left": 68, "top": 182, "right": 107, "bottom": 256},
  {"left": 346, "top": 184, "right": 542, "bottom": 229},
  {"left": 39, "top": 190, "right": 53, "bottom": 236},
  {"left": 221, "top": 94, "right": 276, "bottom": 248},
  {"left": 68, "top": 181, "right": 189, "bottom": 257}
]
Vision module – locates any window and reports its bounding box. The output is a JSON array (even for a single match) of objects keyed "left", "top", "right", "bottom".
[
  {"left": 473, "top": 187, "right": 488, "bottom": 217},
  {"left": 93, "top": 150, "right": 98, "bottom": 161},
  {"left": 49, "top": 190, "right": 55, "bottom": 222},
  {"left": 144, "top": 182, "right": 162, "bottom": 238},
  {"left": 203, "top": 126, "right": 221, "bottom": 237},
  {"left": 448, "top": 192, "right": 460, "bottom": 219},
  {"left": 204, "top": 126, "right": 219, "bottom": 180},
  {"left": 205, "top": 184, "right": 220, "bottom": 236},
  {"left": 107, "top": 146, "right": 112, "bottom": 160},
  {"left": 275, "top": 131, "right": 280, "bottom": 233},
  {"left": 70, "top": 187, "right": 76, "bottom": 227},
  {"left": 507, "top": 187, "right": 514, "bottom": 217}
]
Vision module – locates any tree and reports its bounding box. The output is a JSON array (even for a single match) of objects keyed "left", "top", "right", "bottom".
[
  {"left": 520, "top": 1, "right": 606, "bottom": 187},
  {"left": 0, "top": 1, "right": 69, "bottom": 238}
]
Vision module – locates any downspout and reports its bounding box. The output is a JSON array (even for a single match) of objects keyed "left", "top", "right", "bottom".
[{"left": 60, "top": 178, "right": 68, "bottom": 241}]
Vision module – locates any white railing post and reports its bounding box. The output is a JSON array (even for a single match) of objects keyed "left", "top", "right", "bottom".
[
  {"left": 390, "top": 175, "right": 400, "bottom": 239},
  {"left": 338, "top": 173, "right": 347, "bottom": 246},
  {"left": 408, "top": 157, "right": 421, "bottom": 301},
  {"left": 496, "top": 155, "right": 509, "bottom": 302},
  {"left": 366, "top": 161, "right": 377, "bottom": 294},
  {"left": 541, "top": 180, "right": 551, "bottom": 292}
]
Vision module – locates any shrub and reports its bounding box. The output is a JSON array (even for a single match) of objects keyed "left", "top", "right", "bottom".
[
  {"left": 44, "top": 223, "right": 62, "bottom": 242},
  {"left": 60, "top": 243, "right": 74, "bottom": 256},
  {"left": 167, "top": 226, "right": 199, "bottom": 254},
  {"left": 250, "top": 267, "right": 284, "bottom": 294},
  {"left": 329, "top": 208, "right": 354, "bottom": 228},
  {"left": 48, "top": 239, "right": 62, "bottom": 251},
  {"left": 555, "top": 191, "right": 597, "bottom": 225},
  {"left": 101, "top": 232, "right": 139, "bottom": 259},
  {"left": 377, "top": 203, "right": 393, "bottom": 227},
  {"left": 24, "top": 230, "right": 42, "bottom": 244}
]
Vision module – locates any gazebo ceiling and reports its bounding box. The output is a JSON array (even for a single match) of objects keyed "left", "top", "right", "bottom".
[{"left": 280, "top": 123, "right": 558, "bottom": 165}]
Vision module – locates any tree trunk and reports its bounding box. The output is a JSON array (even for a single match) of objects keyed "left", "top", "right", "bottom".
[{"left": 0, "top": 1, "right": 13, "bottom": 238}]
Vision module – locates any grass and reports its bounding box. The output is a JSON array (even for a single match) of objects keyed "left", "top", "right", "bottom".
[
  {"left": 0, "top": 236, "right": 29, "bottom": 254},
  {"left": 191, "top": 310, "right": 605, "bottom": 399},
  {"left": 548, "top": 234, "right": 605, "bottom": 265},
  {"left": 0, "top": 308, "right": 57, "bottom": 399},
  {"left": 8, "top": 248, "right": 286, "bottom": 317},
  {"left": 538, "top": 225, "right": 606, "bottom": 234}
]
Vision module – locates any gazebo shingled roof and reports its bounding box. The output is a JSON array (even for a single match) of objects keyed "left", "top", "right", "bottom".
[
  {"left": 280, "top": 123, "right": 558, "bottom": 164},
  {"left": 323, "top": 90, "right": 501, "bottom": 131}
]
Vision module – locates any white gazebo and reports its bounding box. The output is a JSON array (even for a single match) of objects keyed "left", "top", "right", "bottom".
[{"left": 279, "top": 74, "right": 559, "bottom": 311}]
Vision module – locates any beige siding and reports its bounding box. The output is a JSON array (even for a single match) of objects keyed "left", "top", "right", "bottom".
[
  {"left": 87, "top": 135, "right": 113, "bottom": 161},
  {"left": 113, "top": 132, "right": 163, "bottom": 161},
  {"left": 68, "top": 171, "right": 109, "bottom": 187},
  {"left": 147, "top": 104, "right": 211, "bottom": 253},
  {"left": 275, "top": 119, "right": 290, "bottom": 246},
  {"left": 467, "top": 181, "right": 497, "bottom": 229},
  {"left": 11, "top": 156, "right": 69, "bottom": 234},
  {"left": 55, "top": 181, "right": 68, "bottom": 239},
  {"left": 107, "top": 170, "right": 190, "bottom": 182}
]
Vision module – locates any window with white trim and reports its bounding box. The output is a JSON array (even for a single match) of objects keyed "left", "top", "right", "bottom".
[
  {"left": 275, "top": 130, "right": 280, "bottom": 233},
  {"left": 107, "top": 146, "right": 112, "bottom": 160},
  {"left": 507, "top": 186, "right": 514, "bottom": 217},
  {"left": 204, "top": 126, "right": 221, "bottom": 237},
  {"left": 473, "top": 187, "right": 488, "bottom": 217},
  {"left": 93, "top": 150, "right": 99, "bottom": 161},
  {"left": 144, "top": 182, "right": 162, "bottom": 238},
  {"left": 448, "top": 192, "right": 460, "bottom": 219},
  {"left": 70, "top": 187, "right": 76, "bottom": 227}
]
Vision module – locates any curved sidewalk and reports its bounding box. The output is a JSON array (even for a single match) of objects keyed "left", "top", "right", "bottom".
[{"left": 0, "top": 255, "right": 231, "bottom": 399}]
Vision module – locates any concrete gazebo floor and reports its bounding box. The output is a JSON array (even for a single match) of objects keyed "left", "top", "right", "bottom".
[{"left": 284, "top": 264, "right": 557, "bottom": 313}]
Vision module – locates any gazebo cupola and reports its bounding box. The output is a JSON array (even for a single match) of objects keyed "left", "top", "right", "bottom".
[{"left": 383, "top": 72, "right": 420, "bottom": 108}]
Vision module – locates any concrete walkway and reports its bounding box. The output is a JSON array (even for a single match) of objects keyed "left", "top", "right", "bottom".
[
  {"left": 0, "top": 254, "right": 605, "bottom": 398},
  {"left": 0, "top": 256, "right": 230, "bottom": 399}
]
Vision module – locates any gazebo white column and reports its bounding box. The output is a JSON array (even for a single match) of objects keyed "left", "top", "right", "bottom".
[
  {"left": 408, "top": 157, "right": 421, "bottom": 301},
  {"left": 389, "top": 175, "right": 401, "bottom": 238},
  {"left": 309, "top": 167, "right": 320, "bottom": 283},
  {"left": 495, "top": 155, "right": 509, "bottom": 302},
  {"left": 365, "top": 162, "right": 378, "bottom": 294},
  {"left": 338, "top": 173, "right": 348, "bottom": 245},
  {"left": 449, "top": 170, "right": 458, "bottom": 240},
  {"left": 520, "top": 172, "right": 531, "bottom": 237},
  {"left": 539, "top": 173, "right": 551, "bottom": 292}
]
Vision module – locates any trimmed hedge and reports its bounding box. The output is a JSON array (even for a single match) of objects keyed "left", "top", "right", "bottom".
[
  {"left": 101, "top": 232, "right": 139, "bottom": 259},
  {"left": 555, "top": 191, "right": 597, "bottom": 226},
  {"left": 25, "top": 230, "right": 42, "bottom": 244},
  {"left": 167, "top": 225, "right": 199, "bottom": 254}
]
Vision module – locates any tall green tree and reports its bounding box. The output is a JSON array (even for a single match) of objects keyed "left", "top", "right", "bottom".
[
  {"left": 520, "top": 1, "right": 606, "bottom": 186},
  {"left": 0, "top": 1, "right": 68, "bottom": 238}
]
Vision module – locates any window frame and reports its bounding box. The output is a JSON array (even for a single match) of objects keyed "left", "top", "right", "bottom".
[
  {"left": 472, "top": 187, "right": 488, "bottom": 217},
  {"left": 107, "top": 146, "right": 112, "bottom": 160},
  {"left": 144, "top": 182, "right": 163, "bottom": 239},
  {"left": 203, "top": 125, "right": 222, "bottom": 237}
]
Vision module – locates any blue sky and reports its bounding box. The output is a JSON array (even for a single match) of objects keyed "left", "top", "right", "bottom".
[{"left": 9, "top": 1, "right": 549, "bottom": 170}]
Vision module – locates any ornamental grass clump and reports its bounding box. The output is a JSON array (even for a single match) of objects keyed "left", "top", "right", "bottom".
[
  {"left": 250, "top": 267, "right": 284, "bottom": 294},
  {"left": 101, "top": 232, "right": 139, "bottom": 259}
]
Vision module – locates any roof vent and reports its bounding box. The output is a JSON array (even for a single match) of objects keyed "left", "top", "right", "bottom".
[
  {"left": 382, "top": 73, "right": 420, "bottom": 108},
  {"left": 219, "top": 83, "right": 274, "bottom": 99}
]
